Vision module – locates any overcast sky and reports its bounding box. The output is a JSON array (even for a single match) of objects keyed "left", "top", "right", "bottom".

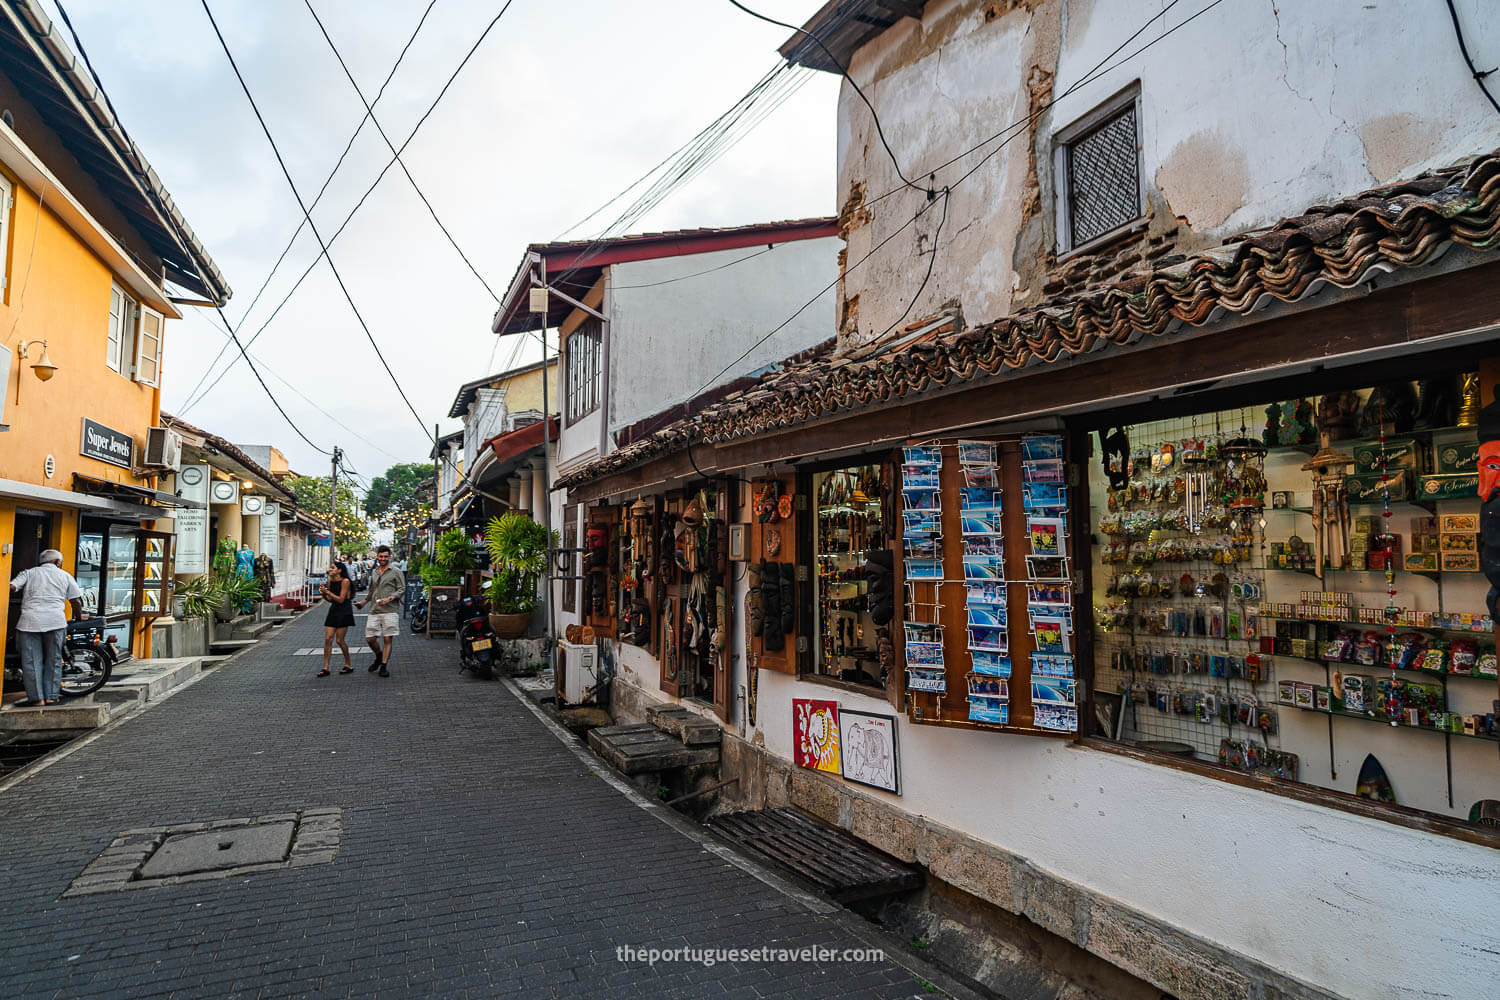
[{"left": 42, "top": 0, "right": 839, "bottom": 484}]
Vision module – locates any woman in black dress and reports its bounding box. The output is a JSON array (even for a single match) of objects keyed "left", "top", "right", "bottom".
[{"left": 318, "top": 561, "right": 355, "bottom": 676}]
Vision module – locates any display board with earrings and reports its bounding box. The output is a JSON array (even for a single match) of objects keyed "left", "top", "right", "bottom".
[{"left": 812, "top": 462, "right": 887, "bottom": 688}]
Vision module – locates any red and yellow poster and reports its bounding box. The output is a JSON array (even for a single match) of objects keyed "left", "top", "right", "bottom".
[{"left": 793, "top": 699, "right": 840, "bottom": 773}]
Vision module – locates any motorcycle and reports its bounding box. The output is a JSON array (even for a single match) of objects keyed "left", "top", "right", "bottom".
[
  {"left": 408, "top": 593, "right": 428, "bottom": 634},
  {"left": 456, "top": 594, "right": 497, "bottom": 679},
  {"left": 60, "top": 617, "right": 118, "bottom": 698}
]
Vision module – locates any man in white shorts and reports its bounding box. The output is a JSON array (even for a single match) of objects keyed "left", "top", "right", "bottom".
[{"left": 357, "top": 545, "right": 404, "bottom": 677}]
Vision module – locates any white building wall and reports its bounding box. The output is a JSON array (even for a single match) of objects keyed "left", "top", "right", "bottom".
[
  {"left": 605, "top": 236, "right": 839, "bottom": 438},
  {"left": 834, "top": 0, "right": 1500, "bottom": 348}
]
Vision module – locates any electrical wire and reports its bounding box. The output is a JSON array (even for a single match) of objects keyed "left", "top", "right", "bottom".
[
  {"left": 689, "top": 0, "right": 1227, "bottom": 403},
  {"left": 726, "top": 0, "right": 926, "bottom": 195},
  {"left": 183, "top": 0, "right": 524, "bottom": 415},
  {"left": 1445, "top": 0, "right": 1500, "bottom": 115},
  {"left": 53, "top": 0, "right": 333, "bottom": 456},
  {"left": 174, "top": 0, "right": 439, "bottom": 411},
  {"left": 303, "top": 0, "right": 499, "bottom": 302}
]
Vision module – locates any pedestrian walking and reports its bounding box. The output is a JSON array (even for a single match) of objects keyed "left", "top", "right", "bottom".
[
  {"left": 317, "top": 561, "right": 355, "bottom": 677},
  {"left": 357, "top": 545, "right": 404, "bottom": 676},
  {"left": 7, "top": 550, "right": 85, "bottom": 706}
]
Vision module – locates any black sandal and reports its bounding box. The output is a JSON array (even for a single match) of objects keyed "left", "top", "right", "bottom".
[
  {"left": 316, "top": 668, "right": 331, "bottom": 677},
  {"left": 338, "top": 665, "right": 354, "bottom": 674}
]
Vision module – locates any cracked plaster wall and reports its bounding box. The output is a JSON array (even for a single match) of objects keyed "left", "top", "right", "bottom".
[{"left": 834, "top": 0, "right": 1500, "bottom": 352}]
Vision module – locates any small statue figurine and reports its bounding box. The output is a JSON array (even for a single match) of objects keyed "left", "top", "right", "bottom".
[
  {"left": 1358, "top": 382, "right": 1417, "bottom": 438},
  {"left": 1316, "top": 391, "right": 1361, "bottom": 441},
  {"left": 1458, "top": 371, "right": 1481, "bottom": 428}
]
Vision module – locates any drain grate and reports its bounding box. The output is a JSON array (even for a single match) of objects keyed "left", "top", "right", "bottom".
[{"left": 65, "top": 808, "right": 341, "bottom": 896}]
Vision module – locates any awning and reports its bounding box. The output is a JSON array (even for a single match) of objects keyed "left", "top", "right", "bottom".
[
  {"left": 73, "top": 473, "right": 205, "bottom": 509},
  {"left": 486, "top": 416, "right": 558, "bottom": 466},
  {"left": 0, "top": 476, "right": 156, "bottom": 519}
]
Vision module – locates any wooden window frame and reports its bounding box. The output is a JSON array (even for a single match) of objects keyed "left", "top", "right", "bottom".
[
  {"left": 1052, "top": 83, "right": 1144, "bottom": 257},
  {"left": 565, "top": 318, "right": 602, "bottom": 424}
]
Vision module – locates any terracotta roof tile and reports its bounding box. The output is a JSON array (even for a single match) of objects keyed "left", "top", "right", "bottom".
[{"left": 557, "top": 149, "right": 1500, "bottom": 491}]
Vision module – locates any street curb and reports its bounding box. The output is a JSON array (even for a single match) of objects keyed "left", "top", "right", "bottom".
[
  {"left": 498, "top": 677, "right": 986, "bottom": 1000},
  {"left": 0, "top": 605, "right": 320, "bottom": 796}
]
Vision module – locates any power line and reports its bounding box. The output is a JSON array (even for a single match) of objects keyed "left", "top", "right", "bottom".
[
  {"left": 726, "top": 0, "right": 927, "bottom": 195},
  {"left": 202, "top": 0, "right": 520, "bottom": 444},
  {"left": 303, "top": 0, "right": 499, "bottom": 302},
  {"left": 1446, "top": 0, "right": 1500, "bottom": 115},
  {"left": 175, "top": 0, "right": 439, "bottom": 410},
  {"left": 184, "top": 0, "right": 522, "bottom": 414},
  {"left": 689, "top": 0, "right": 1226, "bottom": 403},
  {"left": 52, "top": 0, "right": 332, "bottom": 456}
]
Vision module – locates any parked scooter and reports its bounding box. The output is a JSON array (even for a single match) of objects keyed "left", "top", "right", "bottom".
[
  {"left": 60, "top": 617, "right": 117, "bottom": 697},
  {"left": 456, "top": 594, "right": 496, "bottom": 678},
  {"left": 408, "top": 593, "right": 428, "bottom": 634}
]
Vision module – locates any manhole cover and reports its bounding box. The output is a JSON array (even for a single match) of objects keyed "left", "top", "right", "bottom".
[{"left": 65, "top": 808, "right": 341, "bottom": 896}]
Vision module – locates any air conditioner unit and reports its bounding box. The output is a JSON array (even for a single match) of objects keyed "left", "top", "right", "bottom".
[
  {"left": 143, "top": 426, "right": 182, "bottom": 471},
  {"left": 559, "top": 639, "right": 598, "bottom": 705}
]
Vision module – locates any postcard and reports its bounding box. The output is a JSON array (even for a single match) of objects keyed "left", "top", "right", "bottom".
[
  {"left": 961, "top": 515, "right": 1003, "bottom": 537},
  {"left": 903, "top": 445, "right": 943, "bottom": 467},
  {"left": 962, "top": 465, "right": 999, "bottom": 488},
  {"left": 1027, "top": 517, "right": 1065, "bottom": 556},
  {"left": 962, "top": 536, "right": 1004, "bottom": 557},
  {"left": 965, "top": 582, "right": 1006, "bottom": 605},
  {"left": 1033, "top": 703, "right": 1078, "bottom": 732},
  {"left": 906, "top": 667, "right": 948, "bottom": 692},
  {"left": 1025, "top": 555, "right": 1069, "bottom": 580},
  {"left": 968, "top": 675, "right": 1008, "bottom": 699},
  {"left": 963, "top": 555, "right": 1005, "bottom": 581},
  {"left": 1022, "top": 482, "right": 1067, "bottom": 512},
  {"left": 966, "top": 604, "right": 1006, "bottom": 628},
  {"left": 966, "top": 625, "right": 1008, "bottom": 652},
  {"left": 905, "top": 640, "right": 945, "bottom": 665},
  {"left": 957, "top": 440, "right": 996, "bottom": 465},
  {"left": 959, "top": 487, "right": 1003, "bottom": 511},
  {"left": 902, "top": 471, "right": 941, "bottom": 489},
  {"left": 904, "top": 538, "right": 941, "bottom": 560},
  {"left": 1031, "top": 616, "right": 1070, "bottom": 653},
  {"left": 968, "top": 701, "right": 1009, "bottom": 724},
  {"left": 1031, "top": 676, "right": 1077, "bottom": 706},
  {"left": 970, "top": 651, "right": 1012, "bottom": 676},
  {"left": 1027, "top": 582, "right": 1069, "bottom": 606},
  {"left": 1021, "top": 435, "right": 1063, "bottom": 461},
  {"left": 1022, "top": 458, "right": 1065, "bottom": 483},
  {"left": 1031, "top": 652, "right": 1075, "bottom": 678},
  {"left": 904, "top": 558, "right": 943, "bottom": 580},
  {"left": 903, "top": 510, "right": 941, "bottom": 533}
]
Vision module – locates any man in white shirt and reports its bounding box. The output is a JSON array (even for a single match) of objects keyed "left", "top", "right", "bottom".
[{"left": 9, "top": 550, "right": 84, "bottom": 706}]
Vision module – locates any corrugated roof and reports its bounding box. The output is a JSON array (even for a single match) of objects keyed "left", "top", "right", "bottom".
[
  {"left": 557, "top": 149, "right": 1500, "bottom": 491},
  {"left": 0, "top": 0, "right": 230, "bottom": 303},
  {"left": 492, "top": 217, "right": 838, "bottom": 336},
  {"left": 779, "top": 0, "right": 929, "bottom": 73}
]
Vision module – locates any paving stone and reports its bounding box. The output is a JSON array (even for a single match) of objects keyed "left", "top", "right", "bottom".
[{"left": 0, "top": 608, "right": 928, "bottom": 998}]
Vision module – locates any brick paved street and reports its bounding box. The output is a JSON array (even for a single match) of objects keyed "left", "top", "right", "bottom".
[{"left": 0, "top": 609, "right": 940, "bottom": 999}]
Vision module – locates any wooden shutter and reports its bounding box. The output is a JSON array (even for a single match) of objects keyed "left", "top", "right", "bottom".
[
  {"left": 106, "top": 286, "right": 123, "bottom": 372},
  {"left": 135, "top": 307, "right": 163, "bottom": 387}
]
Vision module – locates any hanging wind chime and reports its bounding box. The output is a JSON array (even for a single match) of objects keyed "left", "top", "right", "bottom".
[{"left": 1377, "top": 404, "right": 1401, "bottom": 725}]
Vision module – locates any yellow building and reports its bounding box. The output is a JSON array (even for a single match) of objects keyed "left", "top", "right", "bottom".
[{"left": 0, "top": 4, "right": 229, "bottom": 680}]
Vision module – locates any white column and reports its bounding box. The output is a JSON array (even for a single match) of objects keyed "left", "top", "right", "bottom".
[
  {"left": 529, "top": 460, "right": 546, "bottom": 519},
  {"left": 507, "top": 475, "right": 522, "bottom": 510},
  {"left": 515, "top": 468, "right": 533, "bottom": 513}
]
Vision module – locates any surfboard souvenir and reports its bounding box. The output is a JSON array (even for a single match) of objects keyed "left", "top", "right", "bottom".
[{"left": 1355, "top": 753, "right": 1395, "bottom": 803}]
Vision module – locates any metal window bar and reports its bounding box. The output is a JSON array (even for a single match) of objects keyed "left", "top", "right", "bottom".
[{"left": 1067, "top": 105, "right": 1140, "bottom": 247}]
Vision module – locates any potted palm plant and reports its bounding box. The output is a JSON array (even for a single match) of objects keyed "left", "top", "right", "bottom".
[
  {"left": 177, "top": 575, "right": 223, "bottom": 620},
  {"left": 483, "top": 513, "right": 554, "bottom": 639}
]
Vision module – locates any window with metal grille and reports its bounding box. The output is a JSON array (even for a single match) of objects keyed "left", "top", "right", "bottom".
[
  {"left": 565, "top": 318, "right": 601, "bottom": 423},
  {"left": 1055, "top": 90, "right": 1142, "bottom": 252}
]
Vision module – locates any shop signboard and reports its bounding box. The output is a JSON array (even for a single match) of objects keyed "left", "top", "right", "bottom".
[
  {"left": 260, "top": 503, "right": 280, "bottom": 561},
  {"left": 241, "top": 494, "right": 265, "bottom": 516},
  {"left": 174, "top": 465, "right": 210, "bottom": 574},
  {"left": 80, "top": 417, "right": 134, "bottom": 469},
  {"left": 209, "top": 479, "right": 239, "bottom": 505}
]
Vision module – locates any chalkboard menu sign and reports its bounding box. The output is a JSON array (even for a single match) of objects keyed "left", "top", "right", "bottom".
[
  {"left": 404, "top": 578, "right": 425, "bottom": 614},
  {"left": 427, "top": 586, "right": 461, "bottom": 636}
]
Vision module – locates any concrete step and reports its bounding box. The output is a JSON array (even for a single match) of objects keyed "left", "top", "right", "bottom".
[
  {"left": 92, "top": 688, "right": 145, "bottom": 714},
  {"left": 103, "top": 657, "right": 203, "bottom": 703},
  {"left": 587, "top": 724, "right": 720, "bottom": 775},
  {"left": 199, "top": 655, "right": 234, "bottom": 668},
  {"left": 209, "top": 639, "right": 257, "bottom": 654},
  {"left": 647, "top": 704, "right": 722, "bottom": 746},
  {"left": 0, "top": 701, "right": 109, "bottom": 731},
  {"left": 257, "top": 603, "right": 292, "bottom": 621},
  {"left": 232, "top": 620, "right": 275, "bottom": 640},
  {"left": 214, "top": 615, "right": 255, "bottom": 641}
]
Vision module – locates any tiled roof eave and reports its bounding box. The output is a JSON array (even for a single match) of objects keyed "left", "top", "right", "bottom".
[{"left": 555, "top": 149, "right": 1500, "bottom": 493}]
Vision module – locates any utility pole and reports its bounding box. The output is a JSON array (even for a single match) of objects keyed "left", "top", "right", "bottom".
[
  {"left": 536, "top": 262, "right": 554, "bottom": 659},
  {"left": 433, "top": 423, "right": 440, "bottom": 552},
  {"left": 330, "top": 445, "right": 341, "bottom": 564}
]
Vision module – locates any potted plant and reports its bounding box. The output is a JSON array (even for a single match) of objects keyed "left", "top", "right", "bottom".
[
  {"left": 177, "top": 575, "right": 223, "bottom": 620},
  {"left": 214, "top": 573, "right": 263, "bottom": 620},
  {"left": 483, "top": 513, "right": 554, "bottom": 639}
]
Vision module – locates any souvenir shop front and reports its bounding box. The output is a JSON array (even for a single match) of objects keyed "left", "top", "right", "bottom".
[{"left": 560, "top": 262, "right": 1500, "bottom": 1000}]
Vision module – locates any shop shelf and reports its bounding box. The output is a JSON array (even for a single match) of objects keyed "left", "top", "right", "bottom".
[{"left": 1283, "top": 702, "right": 1500, "bottom": 742}]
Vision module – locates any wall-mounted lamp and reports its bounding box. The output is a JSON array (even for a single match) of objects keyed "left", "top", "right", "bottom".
[{"left": 17, "top": 339, "right": 57, "bottom": 381}]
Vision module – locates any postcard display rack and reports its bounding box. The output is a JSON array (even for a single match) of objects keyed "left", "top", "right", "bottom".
[{"left": 898, "top": 436, "right": 1080, "bottom": 735}]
